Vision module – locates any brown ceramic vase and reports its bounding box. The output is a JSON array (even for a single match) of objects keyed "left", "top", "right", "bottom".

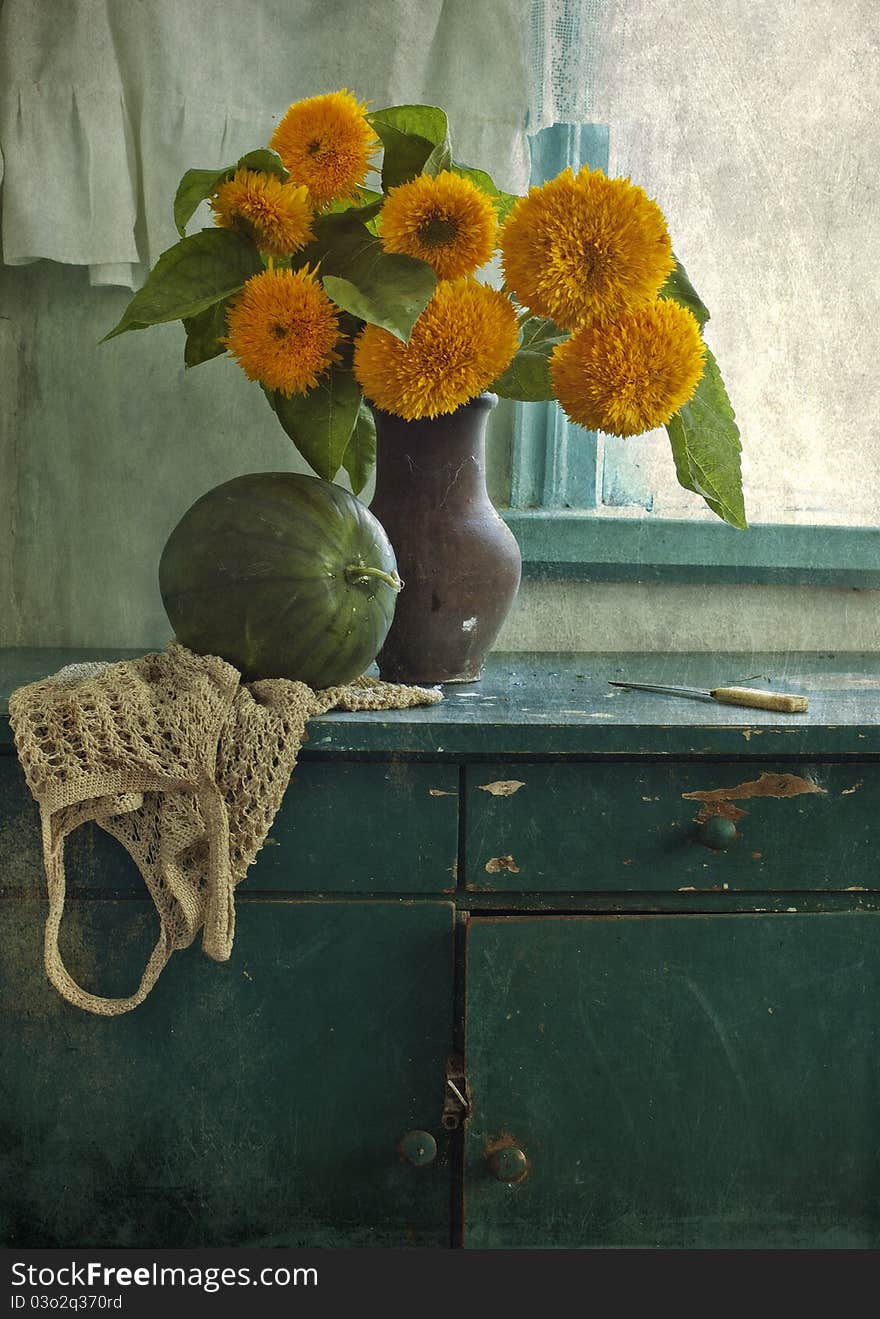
[{"left": 369, "top": 392, "right": 522, "bottom": 684}]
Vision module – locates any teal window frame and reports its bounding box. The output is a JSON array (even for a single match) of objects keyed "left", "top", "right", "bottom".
[{"left": 503, "top": 123, "right": 880, "bottom": 589}]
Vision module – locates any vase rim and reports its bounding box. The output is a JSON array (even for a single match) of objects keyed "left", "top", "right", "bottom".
[{"left": 369, "top": 391, "right": 498, "bottom": 423}]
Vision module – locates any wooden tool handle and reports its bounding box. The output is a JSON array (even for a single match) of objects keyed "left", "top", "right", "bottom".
[{"left": 710, "top": 686, "right": 809, "bottom": 713}]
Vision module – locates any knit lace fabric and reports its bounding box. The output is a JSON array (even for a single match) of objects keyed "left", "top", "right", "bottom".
[{"left": 9, "top": 643, "right": 441, "bottom": 1016}]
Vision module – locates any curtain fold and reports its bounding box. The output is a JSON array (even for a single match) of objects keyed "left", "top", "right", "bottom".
[{"left": 0, "top": 0, "right": 536, "bottom": 290}]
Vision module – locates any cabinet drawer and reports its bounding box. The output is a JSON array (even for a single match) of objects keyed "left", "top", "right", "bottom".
[
  {"left": 1, "top": 755, "right": 459, "bottom": 895},
  {"left": 465, "top": 761, "right": 878, "bottom": 892}
]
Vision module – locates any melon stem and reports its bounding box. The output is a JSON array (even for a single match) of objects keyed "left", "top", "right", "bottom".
[{"left": 345, "top": 564, "right": 403, "bottom": 592}]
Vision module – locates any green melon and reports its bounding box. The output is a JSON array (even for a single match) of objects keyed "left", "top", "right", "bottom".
[{"left": 159, "top": 473, "right": 401, "bottom": 686}]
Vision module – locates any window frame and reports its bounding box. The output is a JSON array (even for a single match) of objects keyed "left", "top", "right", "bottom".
[{"left": 503, "top": 123, "right": 880, "bottom": 589}]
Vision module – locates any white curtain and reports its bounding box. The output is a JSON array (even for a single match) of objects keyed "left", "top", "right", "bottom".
[
  {"left": 527, "top": 0, "right": 608, "bottom": 132},
  {"left": 0, "top": 0, "right": 579, "bottom": 290}
]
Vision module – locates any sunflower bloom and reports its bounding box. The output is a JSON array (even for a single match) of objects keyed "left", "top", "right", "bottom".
[
  {"left": 269, "top": 89, "right": 378, "bottom": 208},
  {"left": 353, "top": 278, "right": 518, "bottom": 420},
  {"left": 380, "top": 171, "right": 498, "bottom": 280},
  {"left": 501, "top": 166, "right": 674, "bottom": 330},
  {"left": 551, "top": 300, "right": 706, "bottom": 437},
  {"left": 211, "top": 168, "right": 314, "bottom": 257},
  {"left": 224, "top": 267, "right": 343, "bottom": 396}
]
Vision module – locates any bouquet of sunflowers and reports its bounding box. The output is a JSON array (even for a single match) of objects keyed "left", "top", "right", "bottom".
[{"left": 106, "top": 89, "right": 744, "bottom": 528}]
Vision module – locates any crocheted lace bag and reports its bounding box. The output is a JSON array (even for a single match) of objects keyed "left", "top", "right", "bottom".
[{"left": 9, "top": 643, "right": 441, "bottom": 1016}]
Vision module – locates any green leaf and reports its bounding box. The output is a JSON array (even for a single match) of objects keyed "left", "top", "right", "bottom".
[
  {"left": 423, "top": 137, "right": 453, "bottom": 176},
  {"left": 342, "top": 402, "right": 377, "bottom": 495},
  {"left": 325, "top": 190, "right": 384, "bottom": 217},
  {"left": 451, "top": 162, "right": 520, "bottom": 224},
  {"left": 294, "top": 209, "right": 435, "bottom": 340},
  {"left": 173, "top": 150, "right": 290, "bottom": 237},
  {"left": 182, "top": 297, "right": 232, "bottom": 368},
  {"left": 490, "top": 316, "right": 568, "bottom": 402},
  {"left": 323, "top": 257, "right": 435, "bottom": 343},
  {"left": 174, "top": 168, "right": 229, "bottom": 238},
  {"left": 659, "top": 254, "right": 711, "bottom": 327},
  {"left": 102, "top": 230, "right": 262, "bottom": 341},
  {"left": 665, "top": 345, "right": 747, "bottom": 528},
  {"left": 270, "top": 366, "right": 362, "bottom": 482},
  {"left": 235, "top": 148, "right": 289, "bottom": 180},
  {"left": 367, "top": 104, "right": 449, "bottom": 189}
]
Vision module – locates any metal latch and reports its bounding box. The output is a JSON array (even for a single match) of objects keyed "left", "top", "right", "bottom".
[{"left": 442, "top": 1054, "right": 470, "bottom": 1130}]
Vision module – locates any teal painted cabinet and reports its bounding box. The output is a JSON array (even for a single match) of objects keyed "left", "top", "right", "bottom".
[
  {"left": 0, "top": 898, "right": 455, "bottom": 1248},
  {"left": 464, "top": 912, "right": 880, "bottom": 1248},
  {"left": 2, "top": 650, "right": 880, "bottom": 1249}
]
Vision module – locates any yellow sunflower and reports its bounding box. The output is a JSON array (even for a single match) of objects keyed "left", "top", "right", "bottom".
[
  {"left": 501, "top": 166, "right": 675, "bottom": 330},
  {"left": 353, "top": 278, "right": 518, "bottom": 420},
  {"left": 380, "top": 171, "right": 498, "bottom": 280},
  {"left": 550, "top": 299, "right": 706, "bottom": 437},
  {"left": 211, "top": 168, "right": 314, "bottom": 257},
  {"left": 224, "top": 267, "right": 343, "bottom": 397},
  {"left": 269, "top": 89, "right": 378, "bottom": 208}
]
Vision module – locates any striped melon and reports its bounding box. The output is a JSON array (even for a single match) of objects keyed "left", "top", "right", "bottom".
[{"left": 159, "top": 473, "right": 401, "bottom": 686}]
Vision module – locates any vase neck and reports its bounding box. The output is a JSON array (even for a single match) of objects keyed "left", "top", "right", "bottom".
[{"left": 372, "top": 406, "right": 492, "bottom": 511}]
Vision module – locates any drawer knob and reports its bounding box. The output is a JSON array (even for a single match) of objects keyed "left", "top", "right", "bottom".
[
  {"left": 697, "top": 815, "right": 738, "bottom": 850},
  {"left": 488, "top": 1146, "right": 529, "bottom": 1183},
  {"left": 399, "top": 1130, "right": 437, "bottom": 1167}
]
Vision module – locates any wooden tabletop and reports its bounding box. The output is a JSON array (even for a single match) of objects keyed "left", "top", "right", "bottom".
[{"left": 2, "top": 648, "right": 880, "bottom": 757}]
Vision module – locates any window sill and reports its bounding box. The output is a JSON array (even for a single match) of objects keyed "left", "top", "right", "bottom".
[{"left": 503, "top": 510, "right": 880, "bottom": 588}]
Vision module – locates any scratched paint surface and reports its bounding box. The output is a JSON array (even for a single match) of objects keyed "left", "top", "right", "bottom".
[
  {"left": 466, "top": 762, "right": 880, "bottom": 892},
  {"left": 0, "top": 900, "right": 454, "bottom": 1247},
  {"left": 465, "top": 912, "right": 880, "bottom": 1248},
  {"left": 0, "top": 756, "right": 459, "bottom": 897}
]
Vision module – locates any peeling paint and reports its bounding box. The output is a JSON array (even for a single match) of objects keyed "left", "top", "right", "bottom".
[
  {"left": 741, "top": 729, "right": 764, "bottom": 741},
  {"left": 840, "top": 781, "right": 863, "bottom": 795},
  {"left": 682, "top": 772, "right": 826, "bottom": 804},
  {"left": 428, "top": 788, "right": 457, "bottom": 797},
  {"left": 485, "top": 855, "right": 519, "bottom": 874},
  {"left": 846, "top": 886, "right": 868, "bottom": 892},
  {"left": 461, "top": 616, "right": 477, "bottom": 633},
  {"left": 478, "top": 780, "right": 525, "bottom": 797}
]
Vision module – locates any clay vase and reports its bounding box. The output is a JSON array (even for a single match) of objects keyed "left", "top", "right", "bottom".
[{"left": 369, "top": 392, "right": 521, "bottom": 684}]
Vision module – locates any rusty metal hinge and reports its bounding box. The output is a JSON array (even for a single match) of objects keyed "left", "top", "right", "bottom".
[{"left": 442, "top": 1054, "right": 471, "bottom": 1130}]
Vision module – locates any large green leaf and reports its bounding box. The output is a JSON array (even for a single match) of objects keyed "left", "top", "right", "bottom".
[
  {"left": 423, "top": 138, "right": 453, "bottom": 176},
  {"left": 367, "top": 105, "right": 449, "bottom": 189},
  {"left": 269, "top": 366, "right": 361, "bottom": 482},
  {"left": 103, "top": 230, "right": 262, "bottom": 341},
  {"left": 490, "top": 316, "right": 568, "bottom": 402},
  {"left": 298, "top": 210, "right": 435, "bottom": 342},
  {"left": 665, "top": 345, "right": 747, "bottom": 528},
  {"left": 173, "top": 149, "right": 289, "bottom": 236},
  {"left": 235, "top": 148, "right": 289, "bottom": 180},
  {"left": 342, "top": 402, "right": 377, "bottom": 496},
  {"left": 182, "top": 296, "right": 232, "bottom": 368},
  {"left": 451, "top": 163, "right": 520, "bottom": 224},
  {"left": 323, "top": 255, "right": 435, "bottom": 343},
  {"left": 659, "top": 254, "right": 711, "bottom": 327}
]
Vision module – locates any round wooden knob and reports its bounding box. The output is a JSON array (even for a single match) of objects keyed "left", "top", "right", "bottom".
[
  {"left": 399, "top": 1130, "right": 437, "bottom": 1166},
  {"left": 488, "top": 1146, "right": 529, "bottom": 1183},
  {"left": 697, "top": 815, "right": 738, "bottom": 850}
]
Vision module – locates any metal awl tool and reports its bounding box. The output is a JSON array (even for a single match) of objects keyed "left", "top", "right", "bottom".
[{"left": 608, "top": 681, "right": 808, "bottom": 713}]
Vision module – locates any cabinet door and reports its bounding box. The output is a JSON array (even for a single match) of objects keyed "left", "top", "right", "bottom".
[
  {"left": 1, "top": 899, "right": 454, "bottom": 1248},
  {"left": 464, "top": 912, "right": 880, "bottom": 1248}
]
